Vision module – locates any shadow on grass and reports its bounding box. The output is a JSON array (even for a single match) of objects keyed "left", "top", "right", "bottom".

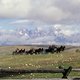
[
  {"left": 73, "top": 78, "right": 80, "bottom": 80},
  {"left": 0, "top": 73, "right": 29, "bottom": 79}
]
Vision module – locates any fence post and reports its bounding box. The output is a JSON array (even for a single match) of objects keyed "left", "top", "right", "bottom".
[{"left": 59, "top": 66, "right": 72, "bottom": 78}]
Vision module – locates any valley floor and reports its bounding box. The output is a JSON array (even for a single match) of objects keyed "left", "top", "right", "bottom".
[{"left": 0, "top": 45, "right": 80, "bottom": 79}]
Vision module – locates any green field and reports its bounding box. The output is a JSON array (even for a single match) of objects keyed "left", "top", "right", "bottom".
[{"left": 0, "top": 45, "right": 80, "bottom": 79}]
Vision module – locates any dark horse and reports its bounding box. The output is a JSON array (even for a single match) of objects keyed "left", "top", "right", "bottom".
[
  {"left": 56, "top": 46, "right": 65, "bottom": 53},
  {"left": 34, "top": 48, "right": 44, "bottom": 54},
  {"left": 12, "top": 48, "right": 25, "bottom": 55},
  {"left": 45, "top": 45, "right": 57, "bottom": 53},
  {"left": 25, "top": 48, "right": 35, "bottom": 55}
]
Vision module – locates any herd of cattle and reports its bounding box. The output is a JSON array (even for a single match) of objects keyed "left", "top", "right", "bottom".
[{"left": 12, "top": 45, "right": 65, "bottom": 55}]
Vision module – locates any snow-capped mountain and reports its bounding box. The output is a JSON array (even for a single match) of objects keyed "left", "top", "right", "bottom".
[
  {"left": 18, "top": 26, "right": 56, "bottom": 38},
  {"left": 14, "top": 26, "right": 72, "bottom": 45},
  {"left": 0, "top": 25, "right": 79, "bottom": 45}
]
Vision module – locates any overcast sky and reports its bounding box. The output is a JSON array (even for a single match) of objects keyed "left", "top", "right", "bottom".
[{"left": 0, "top": 0, "right": 80, "bottom": 35}]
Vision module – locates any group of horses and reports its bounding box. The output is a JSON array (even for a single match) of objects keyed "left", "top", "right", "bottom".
[{"left": 12, "top": 45, "right": 65, "bottom": 55}]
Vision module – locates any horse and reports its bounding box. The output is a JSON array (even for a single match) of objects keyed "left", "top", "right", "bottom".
[
  {"left": 25, "top": 48, "right": 35, "bottom": 55},
  {"left": 34, "top": 48, "right": 44, "bottom": 54},
  {"left": 12, "top": 48, "right": 19, "bottom": 55}
]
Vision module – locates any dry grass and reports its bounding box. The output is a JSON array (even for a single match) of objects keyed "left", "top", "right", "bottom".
[{"left": 0, "top": 45, "right": 80, "bottom": 78}]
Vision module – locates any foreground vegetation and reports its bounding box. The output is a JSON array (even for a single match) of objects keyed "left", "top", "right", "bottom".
[{"left": 0, "top": 45, "right": 80, "bottom": 79}]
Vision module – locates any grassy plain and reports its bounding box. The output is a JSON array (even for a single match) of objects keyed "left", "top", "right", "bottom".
[{"left": 0, "top": 45, "right": 80, "bottom": 79}]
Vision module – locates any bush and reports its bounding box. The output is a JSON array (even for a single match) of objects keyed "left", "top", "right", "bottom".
[{"left": 76, "top": 49, "right": 80, "bottom": 53}]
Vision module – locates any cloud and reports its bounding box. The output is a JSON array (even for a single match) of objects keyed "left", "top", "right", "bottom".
[
  {"left": 0, "top": 29, "right": 30, "bottom": 45},
  {"left": 54, "top": 0, "right": 80, "bottom": 24},
  {"left": 9, "top": 20, "right": 79, "bottom": 37},
  {"left": 0, "top": 0, "right": 80, "bottom": 45},
  {"left": 0, "top": 0, "right": 31, "bottom": 18},
  {"left": 0, "top": 0, "right": 80, "bottom": 24},
  {"left": 11, "top": 20, "right": 30, "bottom": 24},
  {"left": 53, "top": 24, "right": 79, "bottom": 36}
]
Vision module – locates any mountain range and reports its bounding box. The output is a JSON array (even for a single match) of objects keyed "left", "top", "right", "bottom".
[{"left": 0, "top": 25, "right": 80, "bottom": 46}]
